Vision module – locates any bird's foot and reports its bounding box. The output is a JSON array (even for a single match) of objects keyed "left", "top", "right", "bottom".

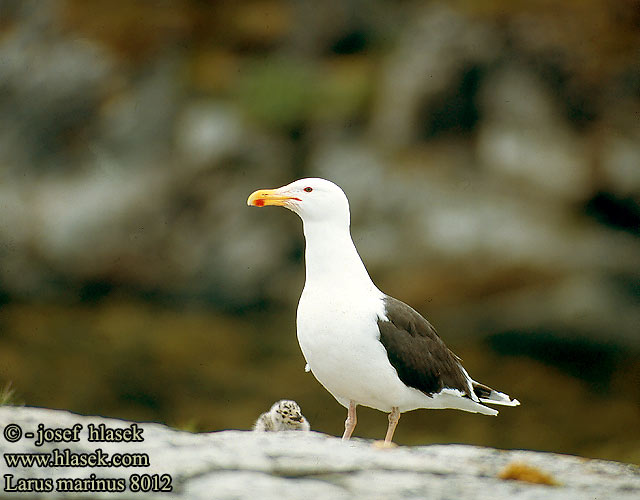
[{"left": 372, "top": 440, "right": 397, "bottom": 449}]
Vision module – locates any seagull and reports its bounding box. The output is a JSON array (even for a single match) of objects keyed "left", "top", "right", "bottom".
[
  {"left": 253, "top": 400, "right": 311, "bottom": 432},
  {"left": 247, "top": 178, "right": 519, "bottom": 446}
]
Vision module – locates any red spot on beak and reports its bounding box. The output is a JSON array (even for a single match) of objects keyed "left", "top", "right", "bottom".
[{"left": 255, "top": 199, "right": 265, "bottom": 207}]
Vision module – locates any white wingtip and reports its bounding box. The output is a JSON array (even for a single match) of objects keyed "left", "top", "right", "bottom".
[{"left": 480, "top": 390, "right": 520, "bottom": 407}]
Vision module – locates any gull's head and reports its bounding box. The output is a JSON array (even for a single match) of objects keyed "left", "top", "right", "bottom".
[{"left": 247, "top": 178, "right": 350, "bottom": 226}]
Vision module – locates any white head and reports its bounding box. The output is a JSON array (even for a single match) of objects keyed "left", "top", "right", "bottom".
[
  {"left": 247, "top": 178, "right": 351, "bottom": 227},
  {"left": 269, "top": 399, "right": 309, "bottom": 430}
]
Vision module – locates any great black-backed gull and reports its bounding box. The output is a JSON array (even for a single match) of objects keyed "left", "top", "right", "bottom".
[
  {"left": 247, "top": 178, "right": 519, "bottom": 445},
  {"left": 253, "top": 400, "right": 311, "bottom": 432}
]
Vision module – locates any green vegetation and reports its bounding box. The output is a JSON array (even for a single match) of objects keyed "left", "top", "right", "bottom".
[{"left": 0, "top": 382, "right": 20, "bottom": 406}]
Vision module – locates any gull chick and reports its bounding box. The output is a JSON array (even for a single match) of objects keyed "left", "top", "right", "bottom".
[{"left": 253, "top": 400, "right": 311, "bottom": 432}]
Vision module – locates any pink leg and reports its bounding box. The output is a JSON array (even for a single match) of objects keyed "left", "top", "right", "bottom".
[
  {"left": 342, "top": 400, "right": 357, "bottom": 440},
  {"left": 384, "top": 407, "right": 401, "bottom": 444}
]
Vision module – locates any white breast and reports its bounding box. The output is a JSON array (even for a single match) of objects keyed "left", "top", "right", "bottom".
[
  {"left": 296, "top": 284, "right": 417, "bottom": 412},
  {"left": 295, "top": 213, "right": 437, "bottom": 412}
]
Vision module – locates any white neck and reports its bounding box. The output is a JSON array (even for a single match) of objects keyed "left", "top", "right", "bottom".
[{"left": 302, "top": 219, "right": 376, "bottom": 293}]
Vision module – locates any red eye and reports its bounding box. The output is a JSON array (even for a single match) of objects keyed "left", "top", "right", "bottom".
[{"left": 304, "top": 187, "right": 313, "bottom": 193}]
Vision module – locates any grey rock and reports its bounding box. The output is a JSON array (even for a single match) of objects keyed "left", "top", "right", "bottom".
[
  {"left": 599, "top": 107, "right": 640, "bottom": 195},
  {"left": 175, "top": 102, "right": 244, "bottom": 170},
  {"left": 0, "top": 0, "right": 113, "bottom": 174},
  {"left": 0, "top": 407, "right": 638, "bottom": 500},
  {"left": 477, "top": 66, "right": 591, "bottom": 202},
  {"left": 370, "top": 4, "right": 499, "bottom": 149}
]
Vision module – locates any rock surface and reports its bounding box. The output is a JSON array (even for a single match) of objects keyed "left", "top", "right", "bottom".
[{"left": 1, "top": 407, "right": 637, "bottom": 499}]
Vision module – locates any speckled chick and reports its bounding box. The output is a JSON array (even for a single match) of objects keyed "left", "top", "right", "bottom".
[{"left": 253, "top": 400, "right": 311, "bottom": 432}]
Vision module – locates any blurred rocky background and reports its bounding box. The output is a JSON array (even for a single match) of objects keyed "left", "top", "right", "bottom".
[{"left": 0, "top": 0, "right": 638, "bottom": 463}]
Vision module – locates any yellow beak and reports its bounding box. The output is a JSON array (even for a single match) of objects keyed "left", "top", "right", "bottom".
[{"left": 247, "top": 188, "right": 300, "bottom": 207}]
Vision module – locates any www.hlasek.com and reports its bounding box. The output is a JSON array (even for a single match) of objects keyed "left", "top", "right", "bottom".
[{"left": 2, "top": 422, "right": 172, "bottom": 494}]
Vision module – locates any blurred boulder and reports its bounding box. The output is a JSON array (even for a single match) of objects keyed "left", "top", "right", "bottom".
[
  {"left": 477, "top": 66, "right": 591, "bottom": 202},
  {"left": 0, "top": 0, "right": 112, "bottom": 174},
  {"left": 0, "top": 0, "right": 638, "bottom": 348},
  {"left": 370, "top": 4, "right": 499, "bottom": 149}
]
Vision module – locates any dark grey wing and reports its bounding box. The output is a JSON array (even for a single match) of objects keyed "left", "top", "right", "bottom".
[{"left": 377, "top": 296, "right": 471, "bottom": 397}]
